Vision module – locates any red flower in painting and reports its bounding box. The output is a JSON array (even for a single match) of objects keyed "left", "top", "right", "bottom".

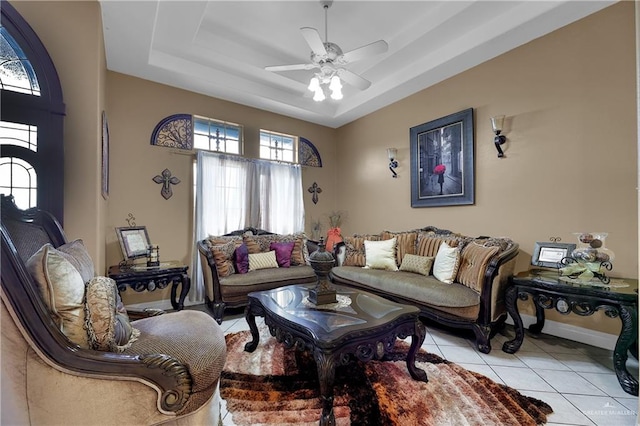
[{"left": 433, "top": 164, "right": 446, "bottom": 175}]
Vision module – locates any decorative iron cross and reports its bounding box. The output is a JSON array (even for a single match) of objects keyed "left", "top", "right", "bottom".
[
  {"left": 308, "top": 181, "right": 322, "bottom": 205},
  {"left": 152, "top": 168, "right": 180, "bottom": 200}
]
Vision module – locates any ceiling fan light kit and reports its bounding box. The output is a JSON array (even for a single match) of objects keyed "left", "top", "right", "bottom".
[{"left": 265, "top": 0, "right": 388, "bottom": 102}]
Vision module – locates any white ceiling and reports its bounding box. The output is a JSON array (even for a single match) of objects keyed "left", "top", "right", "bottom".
[{"left": 100, "top": 0, "right": 616, "bottom": 128}]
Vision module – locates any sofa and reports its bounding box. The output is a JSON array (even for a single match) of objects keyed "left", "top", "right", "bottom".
[
  {"left": 330, "top": 226, "right": 518, "bottom": 353},
  {"left": 1, "top": 195, "right": 227, "bottom": 425},
  {"left": 198, "top": 228, "right": 318, "bottom": 323}
]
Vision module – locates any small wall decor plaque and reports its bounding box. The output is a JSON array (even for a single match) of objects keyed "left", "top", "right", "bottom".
[{"left": 152, "top": 169, "right": 180, "bottom": 200}]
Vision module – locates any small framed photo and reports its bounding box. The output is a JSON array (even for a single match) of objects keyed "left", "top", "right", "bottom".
[
  {"left": 116, "top": 226, "right": 151, "bottom": 260},
  {"left": 531, "top": 242, "right": 576, "bottom": 268}
]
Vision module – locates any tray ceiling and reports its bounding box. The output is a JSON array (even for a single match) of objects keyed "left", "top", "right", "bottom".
[{"left": 100, "top": 1, "right": 616, "bottom": 128}]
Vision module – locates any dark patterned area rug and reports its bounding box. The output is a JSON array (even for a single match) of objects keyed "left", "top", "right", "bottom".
[{"left": 221, "top": 327, "right": 552, "bottom": 425}]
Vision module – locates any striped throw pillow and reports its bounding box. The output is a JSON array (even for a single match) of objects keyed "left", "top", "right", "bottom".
[{"left": 248, "top": 251, "right": 279, "bottom": 271}]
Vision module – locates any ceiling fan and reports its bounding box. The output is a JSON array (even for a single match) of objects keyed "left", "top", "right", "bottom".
[{"left": 265, "top": 0, "right": 388, "bottom": 95}]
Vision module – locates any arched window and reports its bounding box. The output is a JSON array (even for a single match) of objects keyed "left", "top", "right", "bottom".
[{"left": 0, "top": 0, "right": 65, "bottom": 223}]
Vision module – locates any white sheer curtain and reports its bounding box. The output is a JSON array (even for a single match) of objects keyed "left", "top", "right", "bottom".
[
  {"left": 190, "top": 151, "right": 304, "bottom": 303},
  {"left": 255, "top": 159, "right": 304, "bottom": 234}
]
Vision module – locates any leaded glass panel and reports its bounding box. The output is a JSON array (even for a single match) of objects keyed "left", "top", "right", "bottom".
[
  {"left": 0, "top": 121, "right": 37, "bottom": 151},
  {"left": 0, "top": 156, "right": 37, "bottom": 209},
  {"left": 260, "top": 130, "right": 296, "bottom": 163},
  {"left": 193, "top": 116, "right": 242, "bottom": 154},
  {"left": 0, "top": 26, "right": 40, "bottom": 96}
]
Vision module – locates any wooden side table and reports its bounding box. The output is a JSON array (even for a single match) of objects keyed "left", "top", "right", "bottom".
[
  {"left": 502, "top": 270, "right": 638, "bottom": 396},
  {"left": 108, "top": 262, "right": 191, "bottom": 311}
]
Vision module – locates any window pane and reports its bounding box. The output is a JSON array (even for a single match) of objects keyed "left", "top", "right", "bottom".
[
  {"left": 0, "top": 120, "right": 37, "bottom": 151},
  {"left": 193, "top": 134, "right": 209, "bottom": 150},
  {"left": 0, "top": 26, "right": 40, "bottom": 96},
  {"left": 193, "top": 116, "right": 242, "bottom": 154},
  {"left": 259, "top": 130, "right": 298, "bottom": 163},
  {"left": 0, "top": 156, "right": 37, "bottom": 209}
]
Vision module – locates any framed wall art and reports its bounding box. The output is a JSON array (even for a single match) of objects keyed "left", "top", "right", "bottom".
[
  {"left": 410, "top": 108, "right": 474, "bottom": 207},
  {"left": 101, "top": 110, "right": 109, "bottom": 200},
  {"left": 116, "top": 226, "right": 151, "bottom": 260},
  {"left": 531, "top": 242, "right": 576, "bottom": 268}
]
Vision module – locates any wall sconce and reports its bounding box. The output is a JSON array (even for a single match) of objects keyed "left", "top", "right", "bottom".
[
  {"left": 387, "top": 148, "right": 398, "bottom": 178},
  {"left": 491, "top": 115, "right": 506, "bottom": 158}
]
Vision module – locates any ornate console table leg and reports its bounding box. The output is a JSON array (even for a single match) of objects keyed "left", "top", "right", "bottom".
[
  {"left": 502, "top": 285, "right": 525, "bottom": 354},
  {"left": 407, "top": 319, "right": 428, "bottom": 382},
  {"left": 528, "top": 296, "right": 546, "bottom": 334},
  {"left": 314, "top": 350, "right": 336, "bottom": 426},
  {"left": 614, "top": 304, "right": 638, "bottom": 396},
  {"left": 244, "top": 302, "right": 262, "bottom": 353},
  {"left": 170, "top": 273, "right": 190, "bottom": 311}
]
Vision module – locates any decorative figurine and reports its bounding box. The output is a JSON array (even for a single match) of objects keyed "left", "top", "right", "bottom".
[{"left": 308, "top": 238, "right": 337, "bottom": 305}]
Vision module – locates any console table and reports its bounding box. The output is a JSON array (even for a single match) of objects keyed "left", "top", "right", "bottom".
[
  {"left": 108, "top": 262, "right": 190, "bottom": 311},
  {"left": 502, "top": 270, "right": 638, "bottom": 396}
]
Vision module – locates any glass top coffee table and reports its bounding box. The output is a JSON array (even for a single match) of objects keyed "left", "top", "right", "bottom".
[{"left": 244, "top": 283, "right": 428, "bottom": 426}]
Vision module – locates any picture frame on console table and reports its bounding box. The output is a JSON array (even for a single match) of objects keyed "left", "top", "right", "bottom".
[
  {"left": 116, "top": 226, "right": 151, "bottom": 260},
  {"left": 531, "top": 242, "right": 576, "bottom": 268},
  {"left": 410, "top": 108, "right": 474, "bottom": 207}
]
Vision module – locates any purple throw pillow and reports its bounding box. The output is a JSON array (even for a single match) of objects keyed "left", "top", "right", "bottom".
[
  {"left": 270, "top": 241, "right": 295, "bottom": 268},
  {"left": 234, "top": 243, "right": 249, "bottom": 274}
]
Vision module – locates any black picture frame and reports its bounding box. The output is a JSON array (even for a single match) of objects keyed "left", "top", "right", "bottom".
[
  {"left": 116, "top": 226, "right": 151, "bottom": 260},
  {"left": 410, "top": 108, "right": 474, "bottom": 207},
  {"left": 531, "top": 242, "right": 576, "bottom": 268}
]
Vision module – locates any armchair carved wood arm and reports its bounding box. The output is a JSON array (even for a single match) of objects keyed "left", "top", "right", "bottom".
[{"left": 1, "top": 196, "right": 226, "bottom": 425}]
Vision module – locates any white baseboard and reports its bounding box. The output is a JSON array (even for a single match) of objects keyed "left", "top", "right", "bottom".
[
  {"left": 125, "top": 299, "right": 203, "bottom": 312},
  {"left": 505, "top": 314, "right": 619, "bottom": 351}
]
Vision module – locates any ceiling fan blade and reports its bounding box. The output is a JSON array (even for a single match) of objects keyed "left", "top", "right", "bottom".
[
  {"left": 265, "top": 63, "right": 317, "bottom": 72},
  {"left": 337, "top": 68, "right": 371, "bottom": 91},
  {"left": 300, "top": 27, "right": 327, "bottom": 57},
  {"left": 340, "top": 40, "right": 388, "bottom": 63}
]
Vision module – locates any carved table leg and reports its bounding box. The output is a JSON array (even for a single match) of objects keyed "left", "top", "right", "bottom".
[
  {"left": 177, "top": 274, "right": 190, "bottom": 311},
  {"left": 614, "top": 304, "right": 638, "bottom": 396},
  {"left": 528, "top": 296, "right": 546, "bottom": 334},
  {"left": 502, "top": 285, "right": 525, "bottom": 354},
  {"left": 407, "top": 319, "right": 428, "bottom": 382},
  {"left": 170, "top": 279, "right": 179, "bottom": 311},
  {"left": 244, "top": 303, "right": 260, "bottom": 353},
  {"left": 314, "top": 350, "right": 336, "bottom": 426}
]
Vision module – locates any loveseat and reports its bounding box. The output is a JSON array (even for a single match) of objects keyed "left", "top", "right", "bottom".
[
  {"left": 330, "top": 226, "right": 518, "bottom": 353},
  {"left": 198, "top": 228, "right": 317, "bottom": 323},
  {"left": 1, "top": 195, "right": 227, "bottom": 425}
]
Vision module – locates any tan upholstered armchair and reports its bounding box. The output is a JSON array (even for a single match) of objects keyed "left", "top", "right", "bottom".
[{"left": 1, "top": 196, "right": 227, "bottom": 425}]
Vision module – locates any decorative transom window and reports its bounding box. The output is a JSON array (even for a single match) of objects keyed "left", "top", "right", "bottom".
[
  {"left": 260, "top": 130, "right": 297, "bottom": 163},
  {"left": 193, "top": 116, "right": 242, "bottom": 155},
  {"left": 0, "top": 26, "right": 40, "bottom": 96},
  {"left": 0, "top": 120, "right": 37, "bottom": 152}
]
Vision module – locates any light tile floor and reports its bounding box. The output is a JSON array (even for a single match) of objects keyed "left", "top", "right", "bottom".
[{"left": 214, "top": 309, "right": 639, "bottom": 426}]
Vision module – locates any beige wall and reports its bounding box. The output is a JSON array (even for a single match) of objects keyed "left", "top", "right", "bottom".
[
  {"left": 105, "top": 73, "right": 338, "bottom": 305},
  {"left": 335, "top": 2, "right": 637, "bottom": 334},
  {"left": 10, "top": 2, "right": 638, "bottom": 335},
  {"left": 11, "top": 1, "right": 109, "bottom": 272}
]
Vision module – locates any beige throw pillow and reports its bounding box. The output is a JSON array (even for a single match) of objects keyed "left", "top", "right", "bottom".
[
  {"left": 399, "top": 254, "right": 434, "bottom": 276},
  {"left": 433, "top": 242, "right": 461, "bottom": 284},
  {"left": 25, "top": 244, "right": 89, "bottom": 348},
  {"left": 364, "top": 238, "right": 398, "bottom": 271},
  {"left": 57, "top": 239, "right": 95, "bottom": 283},
  {"left": 248, "top": 250, "right": 279, "bottom": 271},
  {"left": 85, "top": 276, "right": 140, "bottom": 352}
]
